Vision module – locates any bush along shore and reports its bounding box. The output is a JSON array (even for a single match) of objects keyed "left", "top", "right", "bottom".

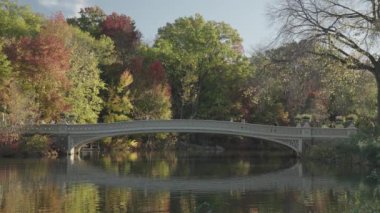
[
  {"left": 304, "top": 128, "right": 380, "bottom": 166},
  {"left": 0, "top": 131, "right": 58, "bottom": 158},
  {"left": 303, "top": 127, "right": 380, "bottom": 184}
]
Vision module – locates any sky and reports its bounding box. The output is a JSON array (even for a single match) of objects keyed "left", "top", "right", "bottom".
[{"left": 18, "top": 0, "right": 278, "bottom": 54}]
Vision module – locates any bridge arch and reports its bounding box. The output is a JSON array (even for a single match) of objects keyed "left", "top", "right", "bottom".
[{"left": 70, "top": 130, "right": 300, "bottom": 154}]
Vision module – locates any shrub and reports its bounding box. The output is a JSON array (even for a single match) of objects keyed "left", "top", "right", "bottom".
[
  {"left": 357, "top": 137, "right": 380, "bottom": 165},
  {"left": 21, "top": 134, "right": 51, "bottom": 156},
  {"left": 346, "top": 114, "right": 358, "bottom": 122},
  {"left": 0, "top": 132, "right": 21, "bottom": 157},
  {"left": 349, "top": 130, "right": 380, "bottom": 166},
  {"left": 302, "top": 114, "right": 312, "bottom": 122},
  {"left": 295, "top": 114, "right": 302, "bottom": 124},
  {"left": 306, "top": 144, "right": 337, "bottom": 162}
]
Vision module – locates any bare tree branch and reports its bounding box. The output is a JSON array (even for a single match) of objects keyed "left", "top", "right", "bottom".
[
  {"left": 271, "top": 0, "right": 379, "bottom": 69},
  {"left": 326, "top": 0, "right": 374, "bottom": 23}
]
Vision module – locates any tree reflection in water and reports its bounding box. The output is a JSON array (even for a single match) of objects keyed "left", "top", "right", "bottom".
[{"left": 0, "top": 153, "right": 379, "bottom": 212}]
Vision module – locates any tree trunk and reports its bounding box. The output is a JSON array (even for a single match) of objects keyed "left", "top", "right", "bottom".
[{"left": 375, "top": 66, "right": 380, "bottom": 125}]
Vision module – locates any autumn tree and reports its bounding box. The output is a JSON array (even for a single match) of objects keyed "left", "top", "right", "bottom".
[
  {"left": 3, "top": 13, "right": 113, "bottom": 123},
  {"left": 129, "top": 51, "right": 172, "bottom": 120},
  {"left": 270, "top": 0, "right": 380, "bottom": 124},
  {"left": 0, "top": 0, "right": 43, "bottom": 125},
  {"left": 43, "top": 15, "right": 114, "bottom": 123},
  {"left": 103, "top": 71, "right": 134, "bottom": 123},
  {"left": 68, "top": 8, "right": 142, "bottom": 119},
  {"left": 0, "top": 51, "right": 35, "bottom": 127},
  {"left": 101, "top": 12, "right": 141, "bottom": 67},
  {"left": 99, "top": 12, "right": 141, "bottom": 121},
  {"left": 154, "top": 14, "right": 250, "bottom": 119},
  {"left": 6, "top": 32, "right": 71, "bottom": 122}
]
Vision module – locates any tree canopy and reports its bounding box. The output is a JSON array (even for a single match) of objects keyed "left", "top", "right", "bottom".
[
  {"left": 154, "top": 14, "right": 250, "bottom": 119},
  {"left": 248, "top": 40, "right": 376, "bottom": 126},
  {"left": 0, "top": 1, "right": 377, "bottom": 130},
  {"left": 0, "top": 0, "right": 42, "bottom": 38}
]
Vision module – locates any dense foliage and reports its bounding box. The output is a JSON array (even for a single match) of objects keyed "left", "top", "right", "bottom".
[
  {"left": 153, "top": 14, "right": 250, "bottom": 119},
  {"left": 248, "top": 41, "right": 376, "bottom": 127},
  {"left": 0, "top": 0, "right": 378, "bottom": 155}
]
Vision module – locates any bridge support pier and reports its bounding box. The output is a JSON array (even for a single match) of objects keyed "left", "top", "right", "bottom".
[
  {"left": 297, "top": 139, "right": 303, "bottom": 157},
  {"left": 51, "top": 135, "right": 76, "bottom": 155},
  {"left": 67, "top": 135, "right": 75, "bottom": 155}
]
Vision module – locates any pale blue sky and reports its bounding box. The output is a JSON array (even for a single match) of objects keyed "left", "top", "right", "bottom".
[{"left": 18, "top": 0, "right": 277, "bottom": 54}]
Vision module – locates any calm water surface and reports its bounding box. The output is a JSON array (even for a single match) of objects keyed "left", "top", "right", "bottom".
[{"left": 0, "top": 151, "right": 379, "bottom": 213}]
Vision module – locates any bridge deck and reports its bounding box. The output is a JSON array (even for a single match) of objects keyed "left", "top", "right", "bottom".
[{"left": 24, "top": 120, "right": 356, "bottom": 138}]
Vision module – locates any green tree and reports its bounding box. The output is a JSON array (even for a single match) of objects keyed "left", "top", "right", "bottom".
[
  {"left": 0, "top": 39, "right": 12, "bottom": 101},
  {"left": 154, "top": 14, "right": 250, "bottom": 119},
  {"left": 0, "top": 40, "right": 11, "bottom": 80},
  {"left": 67, "top": 6, "right": 106, "bottom": 38},
  {"left": 0, "top": 0, "right": 42, "bottom": 38},
  {"left": 103, "top": 71, "right": 134, "bottom": 122},
  {"left": 65, "top": 34, "right": 105, "bottom": 123},
  {"left": 322, "top": 60, "right": 376, "bottom": 126}
]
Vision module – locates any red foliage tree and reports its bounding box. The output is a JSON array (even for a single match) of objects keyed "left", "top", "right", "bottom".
[
  {"left": 13, "top": 35, "right": 70, "bottom": 84},
  {"left": 5, "top": 31, "right": 71, "bottom": 121},
  {"left": 130, "top": 57, "right": 167, "bottom": 88},
  {"left": 149, "top": 60, "right": 165, "bottom": 85},
  {"left": 130, "top": 56, "right": 144, "bottom": 72},
  {"left": 101, "top": 12, "right": 141, "bottom": 62}
]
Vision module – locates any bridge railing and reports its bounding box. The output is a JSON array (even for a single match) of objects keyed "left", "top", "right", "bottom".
[
  {"left": 24, "top": 120, "right": 300, "bottom": 136},
  {"left": 311, "top": 127, "right": 356, "bottom": 138}
]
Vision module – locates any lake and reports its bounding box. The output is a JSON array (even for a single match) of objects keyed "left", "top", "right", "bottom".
[{"left": 0, "top": 151, "right": 379, "bottom": 212}]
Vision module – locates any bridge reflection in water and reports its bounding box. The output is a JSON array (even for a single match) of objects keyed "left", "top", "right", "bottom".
[
  {"left": 0, "top": 154, "right": 365, "bottom": 212},
  {"left": 61, "top": 159, "right": 347, "bottom": 192},
  {"left": 24, "top": 119, "right": 357, "bottom": 155}
]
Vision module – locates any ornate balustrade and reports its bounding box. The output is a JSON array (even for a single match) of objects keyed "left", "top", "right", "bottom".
[{"left": 23, "top": 119, "right": 354, "bottom": 138}]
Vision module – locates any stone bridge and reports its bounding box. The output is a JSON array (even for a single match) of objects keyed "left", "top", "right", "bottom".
[{"left": 23, "top": 119, "right": 357, "bottom": 155}]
